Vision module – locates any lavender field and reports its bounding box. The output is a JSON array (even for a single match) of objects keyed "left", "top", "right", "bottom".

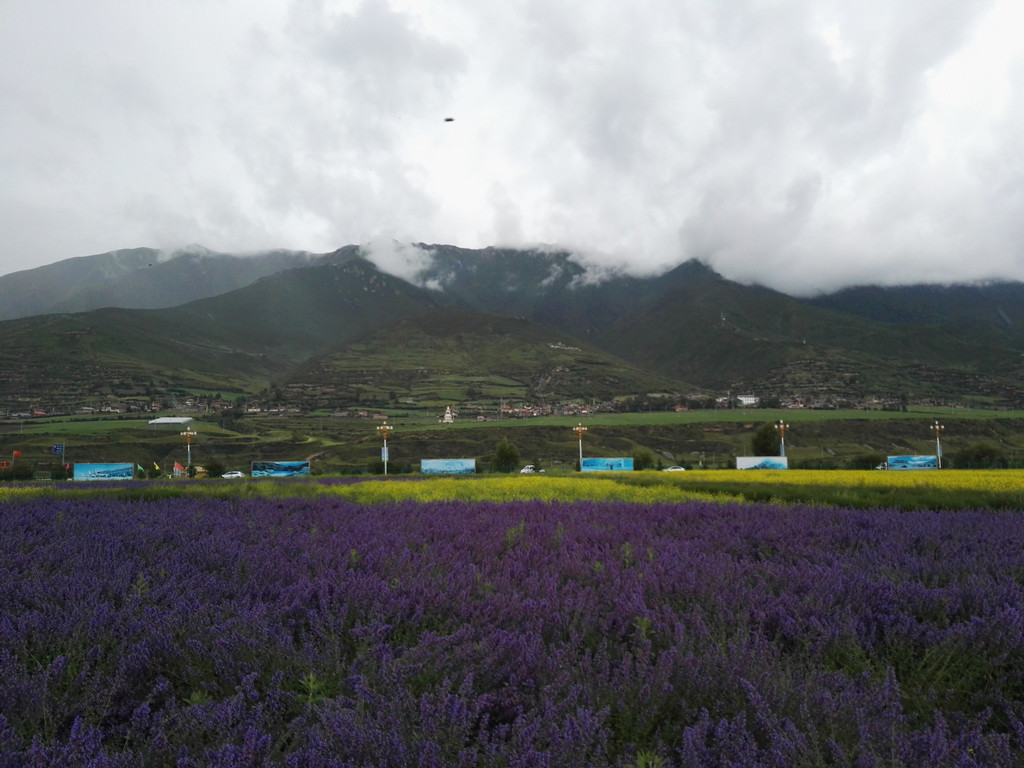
[{"left": 2, "top": 494, "right": 1024, "bottom": 766}]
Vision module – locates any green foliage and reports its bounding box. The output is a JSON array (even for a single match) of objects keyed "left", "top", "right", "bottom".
[
  {"left": 493, "top": 436, "right": 521, "bottom": 473},
  {"left": 48, "top": 463, "right": 71, "bottom": 481},
  {"left": 502, "top": 520, "right": 526, "bottom": 552},
  {"left": 298, "top": 671, "right": 328, "bottom": 706},
  {"left": 204, "top": 458, "right": 226, "bottom": 478},
  {"left": 949, "top": 441, "right": 1008, "bottom": 469},
  {"left": 619, "top": 541, "right": 635, "bottom": 568},
  {"left": 848, "top": 452, "right": 887, "bottom": 470},
  {"left": 631, "top": 446, "right": 656, "bottom": 470},
  {"left": 751, "top": 421, "right": 781, "bottom": 456},
  {"left": 0, "top": 462, "right": 35, "bottom": 481},
  {"left": 630, "top": 749, "right": 666, "bottom": 768}
]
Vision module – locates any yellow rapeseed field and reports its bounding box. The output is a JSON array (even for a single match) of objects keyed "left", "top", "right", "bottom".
[
  {"left": 1, "top": 469, "right": 1019, "bottom": 509},
  {"left": 327, "top": 475, "right": 734, "bottom": 505},
  {"left": 672, "top": 468, "right": 1024, "bottom": 493}
]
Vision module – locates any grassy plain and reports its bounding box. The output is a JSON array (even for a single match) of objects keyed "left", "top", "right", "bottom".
[
  {"left": 319, "top": 469, "right": 1024, "bottom": 510},
  {"left": 3, "top": 468, "right": 1022, "bottom": 512},
  {"left": 3, "top": 407, "right": 1024, "bottom": 475}
]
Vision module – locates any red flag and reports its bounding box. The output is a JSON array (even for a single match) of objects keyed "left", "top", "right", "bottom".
[
  {"left": 12, "top": 451, "right": 20, "bottom": 457},
  {"left": 174, "top": 461, "right": 185, "bottom": 471}
]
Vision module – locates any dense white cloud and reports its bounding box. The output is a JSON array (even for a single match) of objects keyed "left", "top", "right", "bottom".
[{"left": 1, "top": 0, "right": 1022, "bottom": 294}]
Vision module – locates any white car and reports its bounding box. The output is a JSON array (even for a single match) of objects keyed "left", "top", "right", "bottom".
[
  {"left": 520, "top": 465, "right": 545, "bottom": 474},
  {"left": 222, "top": 470, "right": 246, "bottom": 479},
  {"left": 662, "top": 466, "right": 686, "bottom": 471}
]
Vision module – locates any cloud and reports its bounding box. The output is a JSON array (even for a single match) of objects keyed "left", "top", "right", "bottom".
[
  {"left": 1, "top": 0, "right": 1022, "bottom": 295},
  {"left": 360, "top": 238, "right": 436, "bottom": 283}
]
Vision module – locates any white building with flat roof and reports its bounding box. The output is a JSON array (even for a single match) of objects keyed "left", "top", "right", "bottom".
[{"left": 148, "top": 417, "right": 194, "bottom": 427}]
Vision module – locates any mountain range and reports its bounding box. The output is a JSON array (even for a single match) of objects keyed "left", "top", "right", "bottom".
[{"left": 1, "top": 244, "right": 1022, "bottom": 411}]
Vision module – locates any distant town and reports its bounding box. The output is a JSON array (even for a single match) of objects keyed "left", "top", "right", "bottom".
[{"left": 2, "top": 391, "right": 972, "bottom": 423}]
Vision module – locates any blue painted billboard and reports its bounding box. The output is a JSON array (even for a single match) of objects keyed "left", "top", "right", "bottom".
[
  {"left": 581, "top": 457, "right": 634, "bottom": 472},
  {"left": 737, "top": 456, "right": 789, "bottom": 470},
  {"left": 421, "top": 459, "right": 476, "bottom": 474},
  {"left": 251, "top": 461, "right": 310, "bottom": 477},
  {"left": 73, "top": 463, "right": 135, "bottom": 481},
  {"left": 887, "top": 455, "right": 938, "bottom": 470}
]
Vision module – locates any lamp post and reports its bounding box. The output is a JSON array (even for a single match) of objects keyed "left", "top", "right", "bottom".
[
  {"left": 180, "top": 428, "right": 197, "bottom": 469},
  {"left": 376, "top": 422, "right": 393, "bottom": 475},
  {"left": 775, "top": 420, "right": 789, "bottom": 457},
  {"left": 932, "top": 420, "right": 944, "bottom": 468},
  {"left": 573, "top": 422, "right": 587, "bottom": 470}
]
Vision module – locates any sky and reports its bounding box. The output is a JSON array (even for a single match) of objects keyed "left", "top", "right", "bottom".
[{"left": 2, "top": 0, "right": 1023, "bottom": 295}]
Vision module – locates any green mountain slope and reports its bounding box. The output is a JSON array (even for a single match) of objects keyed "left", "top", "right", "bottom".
[
  {"left": 0, "top": 309, "right": 281, "bottom": 409},
  {"left": 808, "top": 282, "right": 1024, "bottom": 347},
  {"left": 282, "top": 308, "right": 686, "bottom": 409},
  {"left": 2, "top": 244, "right": 1024, "bottom": 410},
  {"left": 47, "top": 248, "right": 320, "bottom": 315},
  {"left": 155, "top": 256, "right": 452, "bottom": 362},
  {"left": 0, "top": 247, "right": 160, "bottom": 321},
  {"left": 594, "top": 262, "right": 1024, "bottom": 400},
  {"left": 0, "top": 255, "right": 451, "bottom": 410}
]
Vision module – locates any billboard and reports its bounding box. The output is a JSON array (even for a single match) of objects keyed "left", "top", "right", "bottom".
[
  {"left": 581, "top": 457, "right": 634, "bottom": 472},
  {"left": 887, "top": 455, "right": 938, "bottom": 470},
  {"left": 251, "top": 461, "right": 310, "bottom": 477},
  {"left": 737, "top": 456, "right": 789, "bottom": 470},
  {"left": 421, "top": 459, "right": 476, "bottom": 474},
  {"left": 73, "top": 463, "right": 135, "bottom": 481}
]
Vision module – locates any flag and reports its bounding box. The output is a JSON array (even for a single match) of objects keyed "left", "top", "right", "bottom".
[
  {"left": 137, "top": 464, "right": 145, "bottom": 473},
  {"left": 12, "top": 451, "right": 20, "bottom": 457},
  {"left": 174, "top": 461, "right": 185, "bottom": 471},
  {"left": 153, "top": 462, "right": 159, "bottom": 470}
]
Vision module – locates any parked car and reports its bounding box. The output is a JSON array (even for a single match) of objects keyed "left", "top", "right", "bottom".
[
  {"left": 520, "top": 465, "right": 545, "bottom": 474},
  {"left": 662, "top": 466, "right": 686, "bottom": 471},
  {"left": 221, "top": 470, "right": 246, "bottom": 479}
]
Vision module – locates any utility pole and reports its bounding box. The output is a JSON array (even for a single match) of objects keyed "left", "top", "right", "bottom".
[
  {"left": 180, "top": 428, "right": 197, "bottom": 470},
  {"left": 932, "top": 420, "right": 944, "bottom": 468},
  {"left": 573, "top": 422, "right": 588, "bottom": 470},
  {"left": 775, "top": 420, "right": 789, "bottom": 457},
  {"left": 377, "top": 422, "right": 393, "bottom": 475}
]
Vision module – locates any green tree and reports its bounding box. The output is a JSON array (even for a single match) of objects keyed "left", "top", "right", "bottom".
[
  {"left": 631, "top": 447, "right": 656, "bottom": 470},
  {"left": 950, "top": 442, "right": 1007, "bottom": 469},
  {"left": 204, "top": 458, "right": 227, "bottom": 478},
  {"left": 848, "top": 452, "right": 887, "bottom": 470},
  {"left": 751, "top": 421, "right": 782, "bottom": 456},
  {"left": 49, "top": 463, "right": 71, "bottom": 481},
  {"left": 493, "top": 436, "right": 521, "bottom": 473}
]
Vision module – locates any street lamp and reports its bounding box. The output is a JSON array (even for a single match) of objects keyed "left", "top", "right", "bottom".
[
  {"left": 573, "top": 422, "right": 587, "bottom": 470},
  {"left": 932, "top": 420, "right": 944, "bottom": 468},
  {"left": 775, "top": 420, "right": 790, "bottom": 457},
  {"left": 180, "top": 428, "right": 197, "bottom": 469},
  {"left": 376, "top": 422, "right": 393, "bottom": 475}
]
